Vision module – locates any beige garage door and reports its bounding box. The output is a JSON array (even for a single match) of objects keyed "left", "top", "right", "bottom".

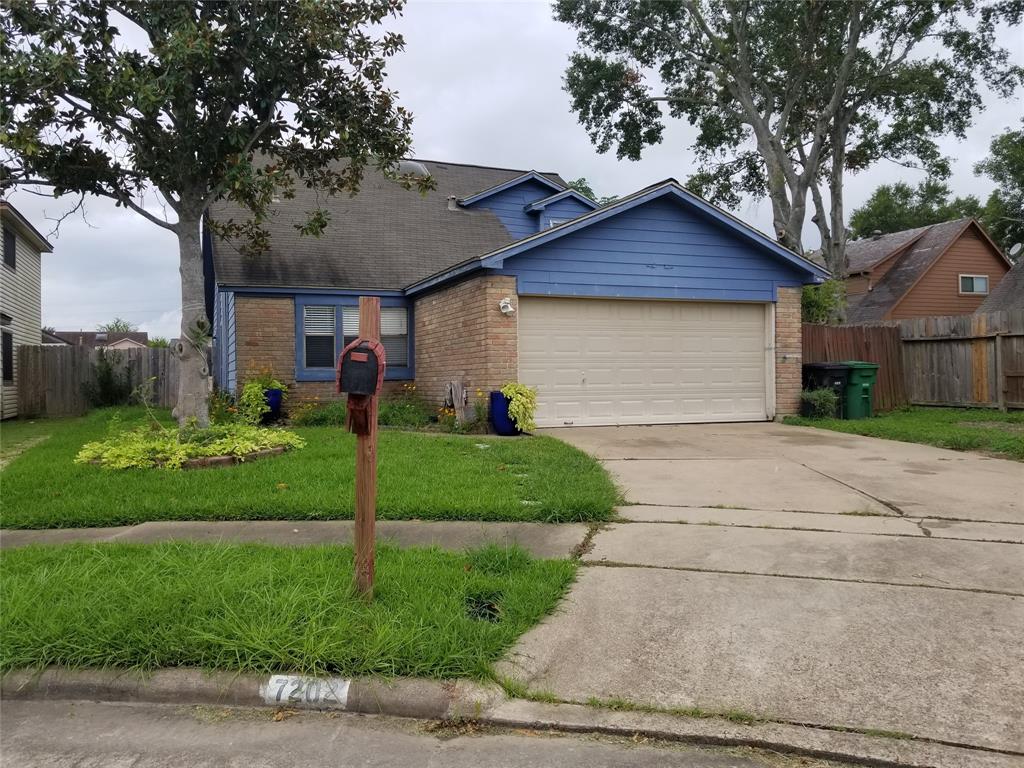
[{"left": 518, "top": 297, "right": 768, "bottom": 427}]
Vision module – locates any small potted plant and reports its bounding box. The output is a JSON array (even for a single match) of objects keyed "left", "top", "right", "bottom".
[{"left": 490, "top": 382, "right": 537, "bottom": 436}]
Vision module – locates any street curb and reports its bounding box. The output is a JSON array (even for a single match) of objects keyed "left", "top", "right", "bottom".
[
  {"left": 0, "top": 667, "right": 501, "bottom": 722},
  {"left": 3, "top": 668, "right": 1019, "bottom": 768}
]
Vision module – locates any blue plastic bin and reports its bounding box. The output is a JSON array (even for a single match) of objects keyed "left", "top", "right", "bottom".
[{"left": 489, "top": 391, "right": 520, "bottom": 436}]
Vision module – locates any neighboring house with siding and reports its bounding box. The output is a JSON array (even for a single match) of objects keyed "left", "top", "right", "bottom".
[
  {"left": 834, "top": 218, "right": 1012, "bottom": 323},
  {"left": 206, "top": 160, "right": 827, "bottom": 428},
  {"left": 54, "top": 330, "right": 149, "bottom": 349},
  {"left": 1, "top": 201, "right": 52, "bottom": 419}
]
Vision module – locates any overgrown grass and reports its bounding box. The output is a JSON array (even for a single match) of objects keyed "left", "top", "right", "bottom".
[
  {"left": 0, "top": 408, "right": 620, "bottom": 529},
  {"left": 0, "top": 542, "right": 576, "bottom": 677},
  {"left": 785, "top": 407, "right": 1024, "bottom": 461}
]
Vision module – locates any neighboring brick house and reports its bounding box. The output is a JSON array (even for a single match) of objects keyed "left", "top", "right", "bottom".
[
  {"left": 1, "top": 202, "right": 52, "bottom": 420},
  {"left": 835, "top": 218, "right": 1012, "bottom": 323},
  {"left": 206, "top": 160, "right": 827, "bottom": 427}
]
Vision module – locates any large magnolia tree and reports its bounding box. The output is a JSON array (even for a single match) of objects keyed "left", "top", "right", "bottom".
[
  {"left": 2, "top": 0, "right": 429, "bottom": 426},
  {"left": 554, "top": 0, "right": 1023, "bottom": 275}
]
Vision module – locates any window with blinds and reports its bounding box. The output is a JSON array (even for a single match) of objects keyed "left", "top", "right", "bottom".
[
  {"left": 341, "top": 306, "right": 409, "bottom": 367},
  {"left": 303, "top": 305, "right": 336, "bottom": 367}
]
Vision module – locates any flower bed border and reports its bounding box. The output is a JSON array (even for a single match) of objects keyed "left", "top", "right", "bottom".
[{"left": 89, "top": 445, "right": 289, "bottom": 471}]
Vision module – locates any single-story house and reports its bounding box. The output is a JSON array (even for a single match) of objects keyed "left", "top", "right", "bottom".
[
  {"left": 835, "top": 218, "right": 1012, "bottom": 323},
  {"left": 205, "top": 160, "right": 827, "bottom": 427},
  {"left": 42, "top": 329, "right": 70, "bottom": 345},
  {"left": 978, "top": 258, "right": 1023, "bottom": 313},
  {"left": 1, "top": 201, "right": 52, "bottom": 420},
  {"left": 55, "top": 331, "right": 150, "bottom": 349}
]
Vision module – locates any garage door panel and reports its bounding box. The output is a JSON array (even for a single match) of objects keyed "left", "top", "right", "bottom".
[{"left": 519, "top": 297, "right": 768, "bottom": 427}]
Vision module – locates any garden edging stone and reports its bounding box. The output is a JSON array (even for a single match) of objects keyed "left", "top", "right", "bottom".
[{"left": 2, "top": 667, "right": 1017, "bottom": 768}]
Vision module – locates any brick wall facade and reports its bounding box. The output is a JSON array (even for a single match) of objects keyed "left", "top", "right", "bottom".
[
  {"left": 233, "top": 295, "right": 406, "bottom": 407},
  {"left": 774, "top": 286, "right": 803, "bottom": 417},
  {"left": 414, "top": 275, "right": 518, "bottom": 406}
]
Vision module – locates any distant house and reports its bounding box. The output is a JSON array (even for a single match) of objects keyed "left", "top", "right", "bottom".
[
  {"left": 837, "top": 218, "right": 1012, "bottom": 323},
  {"left": 55, "top": 330, "right": 149, "bottom": 349},
  {"left": 206, "top": 159, "right": 827, "bottom": 427},
  {"left": 1, "top": 201, "right": 53, "bottom": 419},
  {"left": 41, "top": 329, "right": 69, "bottom": 345},
  {"left": 978, "top": 259, "right": 1024, "bottom": 313}
]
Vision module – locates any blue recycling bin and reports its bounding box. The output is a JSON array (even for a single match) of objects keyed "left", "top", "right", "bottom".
[{"left": 263, "top": 388, "right": 283, "bottom": 422}]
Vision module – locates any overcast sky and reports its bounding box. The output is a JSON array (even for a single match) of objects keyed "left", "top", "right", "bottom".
[{"left": 8, "top": 0, "right": 1023, "bottom": 339}]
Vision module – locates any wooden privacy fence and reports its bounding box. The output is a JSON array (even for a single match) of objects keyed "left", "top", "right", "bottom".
[
  {"left": 17, "top": 345, "right": 178, "bottom": 417},
  {"left": 802, "top": 323, "right": 906, "bottom": 411},
  {"left": 803, "top": 310, "right": 1024, "bottom": 411}
]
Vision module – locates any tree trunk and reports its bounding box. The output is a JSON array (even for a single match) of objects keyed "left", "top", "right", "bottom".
[{"left": 174, "top": 213, "right": 211, "bottom": 428}]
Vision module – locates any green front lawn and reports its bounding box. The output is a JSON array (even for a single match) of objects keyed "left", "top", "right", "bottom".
[
  {"left": 785, "top": 407, "right": 1024, "bottom": 461},
  {"left": 0, "top": 542, "right": 575, "bottom": 678},
  {"left": 0, "top": 408, "right": 619, "bottom": 529}
]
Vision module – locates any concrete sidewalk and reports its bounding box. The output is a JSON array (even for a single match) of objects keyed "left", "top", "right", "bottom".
[{"left": 0, "top": 520, "right": 590, "bottom": 559}]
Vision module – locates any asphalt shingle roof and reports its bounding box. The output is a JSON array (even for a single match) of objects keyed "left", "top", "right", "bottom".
[
  {"left": 208, "top": 160, "right": 567, "bottom": 290},
  {"left": 846, "top": 218, "right": 974, "bottom": 323},
  {"left": 979, "top": 258, "right": 1024, "bottom": 312}
]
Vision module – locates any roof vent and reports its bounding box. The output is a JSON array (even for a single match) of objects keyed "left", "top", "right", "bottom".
[
  {"left": 447, "top": 195, "right": 459, "bottom": 212},
  {"left": 871, "top": 230, "right": 882, "bottom": 240}
]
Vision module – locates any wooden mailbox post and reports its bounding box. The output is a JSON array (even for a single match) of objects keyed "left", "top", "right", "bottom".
[{"left": 354, "top": 297, "right": 380, "bottom": 598}]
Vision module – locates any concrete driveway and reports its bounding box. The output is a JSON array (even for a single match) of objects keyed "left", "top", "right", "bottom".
[{"left": 500, "top": 423, "right": 1024, "bottom": 760}]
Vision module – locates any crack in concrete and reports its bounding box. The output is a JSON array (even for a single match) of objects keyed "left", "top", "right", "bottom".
[
  {"left": 581, "top": 560, "right": 1024, "bottom": 598},
  {"left": 796, "top": 463, "right": 908, "bottom": 516}
]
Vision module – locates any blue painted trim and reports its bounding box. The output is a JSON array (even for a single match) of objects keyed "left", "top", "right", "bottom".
[
  {"left": 524, "top": 189, "right": 599, "bottom": 212},
  {"left": 457, "top": 171, "right": 564, "bottom": 206},
  {"left": 406, "top": 181, "right": 829, "bottom": 294},
  {"left": 294, "top": 294, "right": 413, "bottom": 381}
]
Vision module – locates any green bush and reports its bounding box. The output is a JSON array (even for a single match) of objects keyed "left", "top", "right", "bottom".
[
  {"left": 801, "top": 280, "right": 845, "bottom": 324},
  {"left": 800, "top": 388, "right": 840, "bottom": 419},
  {"left": 379, "top": 398, "right": 431, "bottom": 428},
  {"left": 291, "top": 400, "right": 348, "bottom": 427},
  {"left": 501, "top": 382, "right": 538, "bottom": 433},
  {"left": 75, "top": 422, "right": 305, "bottom": 470},
  {"left": 81, "top": 349, "right": 133, "bottom": 407}
]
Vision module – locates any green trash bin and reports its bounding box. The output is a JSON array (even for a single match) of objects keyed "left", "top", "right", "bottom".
[{"left": 839, "top": 361, "right": 879, "bottom": 419}]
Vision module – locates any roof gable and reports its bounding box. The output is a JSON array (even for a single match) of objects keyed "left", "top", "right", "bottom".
[
  {"left": 457, "top": 171, "right": 565, "bottom": 206},
  {"left": 524, "top": 189, "right": 599, "bottom": 213},
  {"left": 407, "top": 181, "right": 828, "bottom": 295},
  {"left": 0, "top": 202, "right": 53, "bottom": 253},
  {"left": 845, "top": 218, "right": 1005, "bottom": 322}
]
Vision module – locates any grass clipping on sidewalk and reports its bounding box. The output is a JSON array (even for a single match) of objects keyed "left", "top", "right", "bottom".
[{"left": 0, "top": 542, "right": 575, "bottom": 678}]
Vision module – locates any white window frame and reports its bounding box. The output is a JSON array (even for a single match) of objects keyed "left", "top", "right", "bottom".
[{"left": 958, "top": 274, "right": 990, "bottom": 296}]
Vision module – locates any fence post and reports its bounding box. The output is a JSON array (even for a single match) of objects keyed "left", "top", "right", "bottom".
[{"left": 995, "top": 333, "right": 1006, "bottom": 412}]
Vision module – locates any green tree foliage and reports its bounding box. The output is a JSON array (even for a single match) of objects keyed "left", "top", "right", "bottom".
[
  {"left": 2, "top": 1, "right": 429, "bottom": 427},
  {"left": 566, "top": 177, "right": 618, "bottom": 205},
  {"left": 801, "top": 280, "right": 846, "bottom": 325},
  {"left": 147, "top": 337, "right": 170, "bottom": 348},
  {"left": 554, "top": 0, "right": 1023, "bottom": 276},
  {"left": 849, "top": 180, "right": 983, "bottom": 239},
  {"left": 97, "top": 317, "right": 139, "bottom": 334},
  {"left": 975, "top": 124, "right": 1024, "bottom": 258}
]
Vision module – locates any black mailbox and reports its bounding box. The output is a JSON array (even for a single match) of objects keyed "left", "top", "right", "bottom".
[{"left": 337, "top": 338, "right": 386, "bottom": 434}]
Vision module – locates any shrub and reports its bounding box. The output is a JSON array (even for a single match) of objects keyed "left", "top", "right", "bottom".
[
  {"left": 75, "top": 422, "right": 305, "bottom": 470},
  {"left": 81, "top": 349, "right": 132, "bottom": 407},
  {"left": 291, "top": 400, "right": 348, "bottom": 427},
  {"left": 379, "top": 399, "right": 431, "bottom": 428},
  {"left": 208, "top": 389, "right": 236, "bottom": 425},
  {"left": 501, "top": 382, "right": 538, "bottom": 433},
  {"left": 801, "top": 388, "right": 840, "bottom": 419},
  {"left": 801, "top": 280, "right": 846, "bottom": 324}
]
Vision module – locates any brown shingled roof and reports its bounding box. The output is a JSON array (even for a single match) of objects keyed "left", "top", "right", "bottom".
[
  {"left": 979, "top": 258, "right": 1024, "bottom": 312},
  {"left": 208, "top": 160, "right": 567, "bottom": 291},
  {"left": 846, "top": 218, "right": 974, "bottom": 323}
]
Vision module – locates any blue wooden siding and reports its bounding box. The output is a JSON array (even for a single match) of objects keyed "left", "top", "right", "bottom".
[
  {"left": 212, "top": 289, "right": 236, "bottom": 393},
  {"left": 498, "top": 197, "right": 808, "bottom": 302},
  {"left": 465, "top": 178, "right": 560, "bottom": 240},
  {"left": 538, "top": 197, "right": 595, "bottom": 230}
]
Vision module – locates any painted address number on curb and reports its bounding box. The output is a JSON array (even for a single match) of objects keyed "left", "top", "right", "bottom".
[{"left": 260, "top": 675, "right": 351, "bottom": 710}]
